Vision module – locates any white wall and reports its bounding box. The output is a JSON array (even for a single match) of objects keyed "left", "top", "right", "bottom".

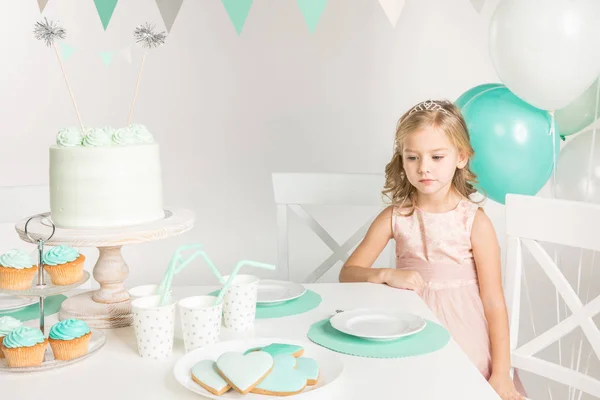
[
  {"left": 1, "top": 0, "right": 502, "bottom": 283},
  {"left": 2, "top": 1, "right": 596, "bottom": 398}
]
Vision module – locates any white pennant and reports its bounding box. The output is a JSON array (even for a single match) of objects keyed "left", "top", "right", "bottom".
[
  {"left": 470, "top": 0, "right": 485, "bottom": 14},
  {"left": 120, "top": 45, "right": 132, "bottom": 64},
  {"left": 378, "top": 0, "right": 406, "bottom": 27}
]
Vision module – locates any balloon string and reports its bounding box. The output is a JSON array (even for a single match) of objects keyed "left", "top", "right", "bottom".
[
  {"left": 584, "top": 80, "right": 600, "bottom": 200},
  {"left": 550, "top": 110, "right": 557, "bottom": 198}
]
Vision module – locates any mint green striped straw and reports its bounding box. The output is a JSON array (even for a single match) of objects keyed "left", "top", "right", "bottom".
[
  {"left": 158, "top": 244, "right": 228, "bottom": 306},
  {"left": 158, "top": 244, "right": 203, "bottom": 306},
  {"left": 214, "top": 260, "right": 276, "bottom": 305}
]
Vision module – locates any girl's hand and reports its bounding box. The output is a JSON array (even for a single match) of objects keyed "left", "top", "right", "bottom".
[
  {"left": 488, "top": 374, "right": 524, "bottom": 400},
  {"left": 382, "top": 269, "right": 426, "bottom": 295}
]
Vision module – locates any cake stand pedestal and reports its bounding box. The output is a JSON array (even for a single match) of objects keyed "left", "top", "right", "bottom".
[{"left": 15, "top": 208, "right": 195, "bottom": 329}]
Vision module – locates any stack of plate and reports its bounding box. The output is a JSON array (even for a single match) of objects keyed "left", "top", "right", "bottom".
[
  {"left": 329, "top": 308, "right": 427, "bottom": 341},
  {"left": 0, "top": 294, "right": 38, "bottom": 315},
  {"left": 256, "top": 280, "right": 306, "bottom": 306}
]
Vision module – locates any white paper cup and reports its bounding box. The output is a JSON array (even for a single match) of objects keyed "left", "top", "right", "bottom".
[
  {"left": 131, "top": 295, "right": 176, "bottom": 359},
  {"left": 178, "top": 295, "right": 222, "bottom": 352},
  {"left": 129, "top": 284, "right": 159, "bottom": 301},
  {"left": 129, "top": 284, "right": 184, "bottom": 340},
  {"left": 220, "top": 274, "right": 259, "bottom": 332}
]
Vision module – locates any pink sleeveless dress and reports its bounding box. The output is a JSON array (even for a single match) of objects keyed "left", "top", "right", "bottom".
[{"left": 392, "top": 199, "right": 492, "bottom": 378}]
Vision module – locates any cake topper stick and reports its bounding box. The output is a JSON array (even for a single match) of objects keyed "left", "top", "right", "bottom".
[
  {"left": 127, "top": 23, "right": 166, "bottom": 125},
  {"left": 34, "top": 18, "right": 86, "bottom": 135}
]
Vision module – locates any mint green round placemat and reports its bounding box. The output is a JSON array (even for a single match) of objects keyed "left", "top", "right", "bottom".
[
  {"left": 208, "top": 290, "right": 322, "bottom": 319},
  {"left": 0, "top": 295, "right": 67, "bottom": 322},
  {"left": 256, "top": 290, "right": 321, "bottom": 319},
  {"left": 307, "top": 317, "right": 450, "bottom": 358}
]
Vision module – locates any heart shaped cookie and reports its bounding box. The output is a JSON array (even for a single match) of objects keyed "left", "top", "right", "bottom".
[
  {"left": 251, "top": 354, "right": 308, "bottom": 396},
  {"left": 216, "top": 351, "right": 274, "bottom": 394},
  {"left": 244, "top": 343, "right": 304, "bottom": 358},
  {"left": 191, "top": 360, "right": 231, "bottom": 395},
  {"left": 296, "top": 357, "right": 319, "bottom": 385}
]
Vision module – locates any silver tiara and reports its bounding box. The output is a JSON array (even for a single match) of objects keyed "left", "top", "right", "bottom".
[{"left": 409, "top": 100, "right": 449, "bottom": 115}]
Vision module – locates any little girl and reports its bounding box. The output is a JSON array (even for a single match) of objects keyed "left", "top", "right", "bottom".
[{"left": 339, "top": 100, "right": 524, "bottom": 400}]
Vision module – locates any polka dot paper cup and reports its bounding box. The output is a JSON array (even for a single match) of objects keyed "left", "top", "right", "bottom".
[
  {"left": 220, "top": 274, "right": 259, "bottom": 332},
  {"left": 131, "top": 295, "right": 175, "bottom": 359},
  {"left": 178, "top": 295, "right": 222, "bottom": 353}
]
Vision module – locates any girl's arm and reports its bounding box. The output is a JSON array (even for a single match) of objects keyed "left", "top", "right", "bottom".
[
  {"left": 471, "top": 208, "right": 521, "bottom": 397},
  {"left": 339, "top": 206, "right": 425, "bottom": 293}
]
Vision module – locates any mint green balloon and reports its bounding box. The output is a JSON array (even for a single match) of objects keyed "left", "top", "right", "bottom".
[
  {"left": 459, "top": 85, "right": 560, "bottom": 204},
  {"left": 555, "top": 78, "right": 599, "bottom": 137},
  {"left": 455, "top": 83, "right": 503, "bottom": 109}
]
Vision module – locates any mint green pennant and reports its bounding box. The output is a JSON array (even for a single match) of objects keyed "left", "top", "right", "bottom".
[
  {"left": 59, "top": 42, "right": 76, "bottom": 61},
  {"left": 94, "top": 0, "right": 119, "bottom": 30},
  {"left": 297, "top": 0, "right": 328, "bottom": 33},
  {"left": 99, "top": 51, "right": 114, "bottom": 66},
  {"left": 221, "top": 0, "right": 253, "bottom": 35}
]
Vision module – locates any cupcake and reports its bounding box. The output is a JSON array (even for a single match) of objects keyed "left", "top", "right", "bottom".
[
  {"left": 0, "top": 316, "right": 23, "bottom": 359},
  {"left": 0, "top": 249, "right": 38, "bottom": 290},
  {"left": 1, "top": 326, "right": 48, "bottom": 367},
  {"left": 48, "top": 319, "right": 91, "bottom": 361},
  {"left": 42, "top": 245, "right": 85, "bottom": 285}
]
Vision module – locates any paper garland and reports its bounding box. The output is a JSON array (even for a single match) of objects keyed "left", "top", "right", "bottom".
[
  {"left": 58, "top": 42, "right": 132, "bottom": 66},
  {"left": 221, "top": 0, "right": 253, "bottom": 35},
  {"left": 156, "top": 0, "right": 184, "bottom": 33},
  {"left": 59, "top": 42, "right": 76, "bottom": 61},
  {"left": 34, "top": 0, "right": 483, "bottom": 35},
  {"left": 378, "top": 0, "right": 406, "bottom": 27},
  {"left": 93, "top": 0, "right": 119, "bottom": 30},
  {"left": 470, "top": 0, "right": 485, "bottom": 14},
  {"left": 297, "top": 0, "right": 328, "bottom": 33},
  {"left": 37, "top": 0, "right": 49, "bottom": 13}
]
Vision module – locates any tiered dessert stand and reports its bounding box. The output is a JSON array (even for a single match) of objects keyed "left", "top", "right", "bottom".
[
  {"left": 14, "top": 208, "right": 195, "bottom": 329},
  {"left": 0, "top": 215, "right": 106, "bottom": 372}
]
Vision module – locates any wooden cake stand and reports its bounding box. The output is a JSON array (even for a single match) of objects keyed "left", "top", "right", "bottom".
[{"left": 14, "top": 208, "right": 195, "bottom": 329}]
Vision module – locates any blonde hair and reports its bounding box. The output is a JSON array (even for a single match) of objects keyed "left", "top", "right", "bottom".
[{"left": 382, "top": 99, "right": 479, "bottom": 208}]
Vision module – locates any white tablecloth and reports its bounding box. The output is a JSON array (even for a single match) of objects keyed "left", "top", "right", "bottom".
[{"left": 2, "top": 282, "right": 500, "bottom": 399}]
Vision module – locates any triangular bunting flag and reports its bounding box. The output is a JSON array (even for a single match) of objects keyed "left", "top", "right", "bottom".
[
  {"left": 59, "top": 43, "right": 76, "bottom": 61},
  {"left": 297, "top": 0, "right": 328, "bottom": 34},
  {"left": 99, "top": 51, "right": 114, "bottom": 66},
  {"left": 470, "top": 0, "right": 485, "bottom": 13},
  {"left": 378, "top": 0, "right": 406, "bottom": 27},
  {"left": 94, "top": 0, "right": 119, "bottom": 30},
  {"left": 155, "top": 0, "right": 184, "bottom": 33},
  {"left": 37, "top": 0, "right": 49, "bottom": 13},
  {"left": 220, "top": 0, "right": 253, "bottom": 35},
  {"left": 120, "top": 45, "right": 132, "bottom": 64}
]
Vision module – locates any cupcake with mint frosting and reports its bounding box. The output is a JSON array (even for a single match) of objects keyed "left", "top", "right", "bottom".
[
  {"left": 42, "top": 245, "right": 85, "bottom": 286},
  {"left": 0, "top": 249, "right": 38, "bottom": 290},
  {"left": 0, "top": 326, "right": 48, "bottom": 367},
  {"left": 49, "top": 319, "right": 91, "bottom": 360},
  {"left": 0, "top": 316, "right": 23, "bottom": 359}
]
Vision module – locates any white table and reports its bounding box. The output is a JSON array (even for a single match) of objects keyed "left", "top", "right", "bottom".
[{"left": 2, "top": 283, "right": 500, "bottom": 400}]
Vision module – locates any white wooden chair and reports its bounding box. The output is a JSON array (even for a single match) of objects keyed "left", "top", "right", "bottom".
[
  {"left": 504, "top": 194, "right": 600, "bottom": 398},
  {"left": 272, "top": 172, "right": 392, "bottom": 283}
]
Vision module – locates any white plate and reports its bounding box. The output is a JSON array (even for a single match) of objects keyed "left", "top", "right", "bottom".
[
  {"left": 173, "top": 337, "right": 344, "bottom": 399},
  {"left": 330, "top": 308, "right": 427, "bottom": 341},
  {"left": 256, "top": 280, "right": 306, "bottom": 305},
  {"left": 0, "top": 294, "right": 38, "bottom": 313}
]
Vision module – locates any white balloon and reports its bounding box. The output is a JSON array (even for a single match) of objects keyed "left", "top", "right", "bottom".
[
  {"left": 489, "top": 0, "right": 600, "bottom": 111},
  {"left": 555, "top": 130, "right": 600, "bottom": 204}
]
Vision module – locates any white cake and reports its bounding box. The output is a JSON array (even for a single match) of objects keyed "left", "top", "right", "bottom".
[{"left": 49, "top": 125, "right": 164, "bottom": 228}]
